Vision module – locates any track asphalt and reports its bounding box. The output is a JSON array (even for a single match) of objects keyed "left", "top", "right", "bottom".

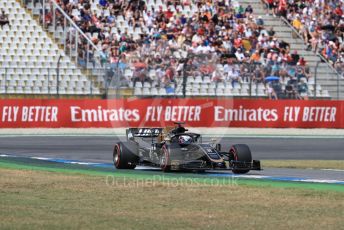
[{"left": 0, "top": 136, "right": 343, "bottom": 185}]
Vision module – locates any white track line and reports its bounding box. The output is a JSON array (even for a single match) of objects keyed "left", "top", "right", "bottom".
[{"left": 321, "top": 169, "right": 344, "bottom": 172}]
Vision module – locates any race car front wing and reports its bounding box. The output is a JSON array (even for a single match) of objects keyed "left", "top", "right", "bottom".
[
  {"left": 229, "top": 160, "right": 261, "bottom": 171},
  {"left": 170, "top": 159, "right": 261, "bottom": 171}
]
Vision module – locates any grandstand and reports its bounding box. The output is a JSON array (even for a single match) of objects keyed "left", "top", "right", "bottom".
[
  {"left": 0, "top": 0, "right": 100, "bottom": 96},
  {"left": 0, "top": 0, "right": 343, "bottom": 99},
  {"left": 240, "top": 0, "right": 343, "bottom": 98}
]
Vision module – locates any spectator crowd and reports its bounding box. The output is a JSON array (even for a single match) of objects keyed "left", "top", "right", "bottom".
[
  {"left": 39, "top": 0, "right": 329, "bottom": 99},
  {"left": 265, "top": 0, "right": 344, "bottom": 76}
]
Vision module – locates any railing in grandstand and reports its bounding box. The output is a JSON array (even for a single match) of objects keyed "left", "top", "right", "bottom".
[
  {"left": 0, "top": 62, "right": 340, "bottom": 99},
  {"left": 279, "top": 17, "right": 343, "bottom": 99},
  {"left": 13, "top": 1, "right": 344, "bottom": 99},
  {"left": 0, "top": 67, "right": 103, "bottom": 96},
  {"left": 314, "top": 57, "right": 343, "bottom": 100},
  {"left": 279, "top": 17, "right": 306, "bottom": 48},
  {"left": 21, "top": 0, "right": 103, "bottom": 70}
]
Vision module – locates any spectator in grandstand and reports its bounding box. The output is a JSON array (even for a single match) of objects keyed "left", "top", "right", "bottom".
[
  {"left": 211, "top": 68, "right": 225, "bottom": 86},
  {"left": 285, "top": 76, "right": 298, "bottom": 99},
  {"left": 292, "top": 15, "right": 302, "bottom": 31},
  {"left": 45, "top": 0, "right": 313, "bottom": 96},
  {"left": 295, "top": 65, "right": 306, "bottom": 81},
  {"left": 164, "top": 64, "right": 177, "bottom": 88},
  {"left": 225, "top": 64, "right": 242, "bottom": 88},
  {"left": 304, "top": 66, "right": 312, "bottom": 81},
  {"left": 245, "top": 4, "right": 253, "bottom": 16},
  {"left": 282, "top": 0, "right": 343, "bottom": 68},
  {"left": 297, "top": 57, "right": 307, "bottom": 66},
  {"left": 267, "top": 81, "right": 278, "bottom": 99},
  {"left": 277, "top": 0, "right": 287, "bottom": 18},
  {"left": 250, "top": 50, "right": 261, "bottom": 63},
  {"left": 264, "top": 0, "right": 277, "bottom": 17},
  {"left": 278, "top": 39, "right": 290, "bottom": 53},
  {"left": 322, "top": 41, "right": 339, "bottom": 64},
  {"left": 267, "top": 27, "right": 275, "bottom": 37},
  {"left": 115, "top": 54, "right": 128, "bottom": 74},
  {"left": 99, "top": 46, "right": 109, "bottom": 67},
  {"left": 132, "top": 63, "right": 151, "bottom": 87},
  {"left": 0, "top": 9, "right": 9, "bottom": 28},
  {"left": 299, "top": 20, "right": 310, "bottom": 45},
  {"left": 99, "top": 0, "right": 108, "bottom": 8},
  {"left": 235, "top": 48, "right": 247, "bottom": 62},
  {"left": 297, "top": 78, "right": 309, "bottom": 100},
  {"left": 334, "top": 52, "right": 344, "bottom": 73},
  {"left": 240, "top": 67, "right": 252, "bottom": 83},
  {"left": 310, "top": 31, "right": 320, "bottom": 52},
  {"left": 255, "top": 16, "right": 264, "bottom": 29},
  {"left": 151, "top": 53, "right": 164, "bottom": 73},
  {"left": 252, "top": 65, "right": 265, "bottom": 83},
  {"left": 290, "top": 50, "right": 300, "bottom": 66}
]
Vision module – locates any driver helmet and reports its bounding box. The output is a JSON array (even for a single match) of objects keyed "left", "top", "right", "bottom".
[{"left": 178, "top": 135, "right": 193, "bottom": 145}]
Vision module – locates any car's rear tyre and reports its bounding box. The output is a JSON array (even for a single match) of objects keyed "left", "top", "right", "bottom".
[
  {"left": 229, "top": 144, "right": 252, "bottom": 174},
  {"left": 113, "top": 142, "right": 138, "bottom": 169},
  {"left": 160, "top": 145, "right": 171, "bottom": 172}
]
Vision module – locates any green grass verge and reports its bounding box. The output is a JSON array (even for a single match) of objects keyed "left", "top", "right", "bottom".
[
  {"left": 0, "top": 164, "right": 343, "bottom": 230},
  {"left": 0, "top": 158, "right": 343, "bottom": 193},
  {"left": 262, "top": 160, "right": 344, "bottom": 170}
]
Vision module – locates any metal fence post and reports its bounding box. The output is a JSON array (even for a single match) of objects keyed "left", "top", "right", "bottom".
[
  {"left": 57, "top": 55, "right": 62, "bottom": 97},
  {"left": 5, "top": 68, "right": 7, "bottom": 94},
  {"left": 336, "top": 67, "right": 339, "bottom": 100},
  {"left": 116, "top": 59, "right": 120, "bottom": 98},
  {"left": 53, "top": 3, "right": 56, "bottom": 39},
  {"left": 63, "top": 18, "right": 67, "bottom": 53},
  {"left": 75, "top": 32, "right": 79, "bottom": 64},
  {"left": 90, "top": 80, "right": 93, "bottom": 95},
  {"left": 249, "top": 76, "right": 252, "bottom": 97},
  {"left": 42, "top": 0, "right": 45, "bottom": 29},
  {"left": 314, "top": 61, "right": 320, "bottom": 99},
  {"left": 182, "top": 56, "right": 189, "bottom": 98},
  {"left": 86, "top": 43, "right": 89, "bottom": 69},
  {"left": 48, "top": 67, "right": 50, "bottom": 94},
  {"left": 69, "top": 28, "right": 72, "bottom": 60}
]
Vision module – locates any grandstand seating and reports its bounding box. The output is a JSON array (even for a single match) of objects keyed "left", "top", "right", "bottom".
[
  {"left": 241, "top": 0, "right": 343, "bottom": 98},
  {"left": 0, "top": 0, "right": 98, "bottom": 95},
  {"left": 62, "top": 0, "right": 329, "bottom": 98},
  {"left": 1, "top": 0, "right": 340, "bottom": 98}
]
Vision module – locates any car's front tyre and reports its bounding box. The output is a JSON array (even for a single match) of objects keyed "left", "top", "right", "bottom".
[{"left": 228, "top": 144, "right": 252, "bottom": 174}]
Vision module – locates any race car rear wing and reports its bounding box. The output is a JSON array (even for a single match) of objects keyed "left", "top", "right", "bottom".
[{"left": 127, "top": 128, "right": 163, "bottom": 138}]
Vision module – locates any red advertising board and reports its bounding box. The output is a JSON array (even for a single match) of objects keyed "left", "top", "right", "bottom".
[{"left": 0, "top": 98, "right": 343, "bottom": 128}]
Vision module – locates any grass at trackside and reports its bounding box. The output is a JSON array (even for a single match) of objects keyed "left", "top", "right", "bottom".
[
  {"left": 262, "top": 160, "right": 344, "bottom": 170},
  {"left": 0, "top": 167, "right": 343, "bottom": 230},
  {"left": 0, "top": 158, "right": 343, "bottom": 192}
]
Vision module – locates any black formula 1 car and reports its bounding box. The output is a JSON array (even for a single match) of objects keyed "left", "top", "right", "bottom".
[{"left": 113, "top": 122, "right": 261, "bottom": 174}]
